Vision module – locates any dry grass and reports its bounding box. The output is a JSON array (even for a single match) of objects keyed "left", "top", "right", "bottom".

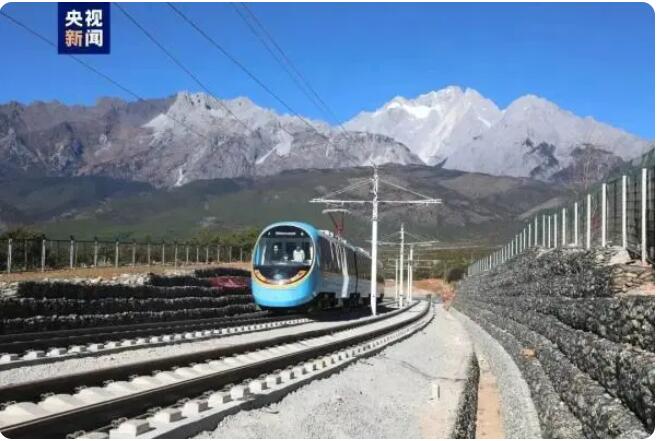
[{"left": 0, "top": 261, "right": 251, "bottom": 283}]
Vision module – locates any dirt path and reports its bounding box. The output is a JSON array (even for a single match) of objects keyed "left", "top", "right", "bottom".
[{"left": 475, "top": 354, "right": 505, "bottom": 438}]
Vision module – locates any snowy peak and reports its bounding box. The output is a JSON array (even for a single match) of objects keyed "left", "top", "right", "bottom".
[
  {"left": 346, "top": 86, "right": 652, "bottom": 179},
  {"left": 346, "top": 85, "right": 503, "bottom": 164}
]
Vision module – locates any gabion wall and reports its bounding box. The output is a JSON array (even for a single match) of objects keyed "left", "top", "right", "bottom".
[{"left": 454, "top": 248, "right": 654, "bottom": 438}]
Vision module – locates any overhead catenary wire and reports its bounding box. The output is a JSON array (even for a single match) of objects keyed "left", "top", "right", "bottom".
[
  {"left": 114, "top": 3, "right": 254, "bottom": 134},
  {"left": 0, "top": 10, "right": 213, "bottom": 142},
  {"left": 166, "top": 2, "right": 335, "bottom": 145},
  {"left": 231, "top": 2, "right": 348, "bottom": 134}
]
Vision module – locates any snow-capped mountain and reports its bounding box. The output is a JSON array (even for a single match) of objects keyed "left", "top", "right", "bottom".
[
  {"left": 346, "top": 86, "right": 652, "bottom": 180},
  {"left": 346, "top": 86, "right": 503, "bottom": 165},
  {"left": 0, "top": 92, "right": 420, "bottom": 187},
  {"left": 0, "top": 87, "right": 651, "bottom": 187}
]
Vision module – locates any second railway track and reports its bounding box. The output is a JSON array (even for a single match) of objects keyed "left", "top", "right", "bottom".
[{"left": 0, "top": 300, "right": 430, "bottom": 439}]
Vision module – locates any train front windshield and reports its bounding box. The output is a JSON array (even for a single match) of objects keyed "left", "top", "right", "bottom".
[{"left": 254, "top": 225, "right": 314, "bottom": 281}]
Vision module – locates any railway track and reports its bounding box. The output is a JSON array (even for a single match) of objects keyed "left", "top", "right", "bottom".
[
  {"left": 0, "top": 303, "right": 396, "bottom": 370},
  {"left": 0, "top": 313, "right": 309, "bottom": 370},
  {"left": 0, "top": 300, "right": 430, "bottom": 438}
]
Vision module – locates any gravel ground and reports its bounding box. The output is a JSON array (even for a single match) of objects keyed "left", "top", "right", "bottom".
[
  {"left": 0, "top": 311, "right": 384, "bottom": 387},
  {"left": 196, "top": 305, "right": 474, "bottom": 439},
  {"left": 452, "top": 309, "right": 542, "bottom": 438}
]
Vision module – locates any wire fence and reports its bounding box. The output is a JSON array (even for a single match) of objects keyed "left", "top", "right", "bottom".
[
  {"left": 468, "top": 162, "right": 655, "bottom": 275},
  {"left": 1, "top": 238, "right": 251, "bottom": 274}
]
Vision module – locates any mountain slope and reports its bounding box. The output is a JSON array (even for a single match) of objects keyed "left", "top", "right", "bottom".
[
  {"left": 1, "top": 166, "right": 568, "bottom": 246},
  {"left": 346, "top": 86, "right": 503, "bottom": 164},
  {"left": 0, "top": 93, "right": 420, "bottom": 188},
  {"left": 346, "top": 86, "right": 652, "bottom": 180}
]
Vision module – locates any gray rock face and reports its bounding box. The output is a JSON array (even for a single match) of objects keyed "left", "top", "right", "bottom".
[
  {"left": 0, "top": 92, "right": 420, "bottom": 188},
  {"left": 346, "top": 86, "right": 653, "bottom": 181}
]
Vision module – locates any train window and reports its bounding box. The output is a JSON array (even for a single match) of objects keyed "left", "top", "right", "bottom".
[{"left": 255, "top": 225, "right": 314, "bottom": 268}]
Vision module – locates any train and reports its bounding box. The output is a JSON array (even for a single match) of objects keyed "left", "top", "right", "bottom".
[{"left": 250, "top": 221, "right": 385, "bottom": 310}]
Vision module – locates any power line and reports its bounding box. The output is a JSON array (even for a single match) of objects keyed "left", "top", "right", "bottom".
[
  {"left": 232, "top": 2, "right": 347, "bottom": 134},
  {"left": 166, "top": 2, "right": 332, "bottom": 142},
  {"left": 115, "top": 3, "right": 253, "bottom": 134},
  {"left": 0, "top": 10, "right": 213, "bottom": 142}
]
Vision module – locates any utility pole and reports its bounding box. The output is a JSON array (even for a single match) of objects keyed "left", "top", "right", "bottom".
[
  {"left": 399, "top": 223, "right": 405, "bottom": 307},
  {"left": 407, "top": 245, "right": 414, "bottom": 302},
  {"left": 369, "top": 167, "right": 379, "bottom": 316},
  {"left": 310, "top": 165, "right": 441, "bottom": 316}
]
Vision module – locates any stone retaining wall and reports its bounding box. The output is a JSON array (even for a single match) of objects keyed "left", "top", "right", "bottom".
[{"left": 454, "top": 247, "right": 654, "bottom": 438}]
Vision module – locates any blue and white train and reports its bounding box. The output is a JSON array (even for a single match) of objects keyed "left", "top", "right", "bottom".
[{"left": 251, "top": 221, "right": 384, "bottom": 310}]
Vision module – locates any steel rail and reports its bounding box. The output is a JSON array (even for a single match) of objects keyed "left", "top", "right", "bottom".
[
  {"left": 0, "top": 312, "right": 292, "bottom": 354},
  {"left": 0, "top": 302, "right": 409, "bottom": 404},
  {"left": 0, "top": 301, "right": 429, "bottom": 438}
]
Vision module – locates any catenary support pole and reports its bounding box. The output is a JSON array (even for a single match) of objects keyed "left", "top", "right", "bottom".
[
  {"left": 399, "top": 223, "right": 405, "bottom": 306},
  {"left": 586, "top": 194, "right": 591, "bottom": 250},
  {"left": 622, "top": 175, "right": 628, "bottom": 249},
  {"left": 601, "top": 183, "right": 607, "bottom": 247},
  {"left": 641, "top": 168, "right": 647, "bottom": 264},
  {"left": 542, "top": 215, "right": 546, "bottom": 247},
  {"left": 394, "top": 259, "right": 399, "bottom": 301},
  {"left": 370, "top": 167, "right": 379, "bottom": 315},
  {"left": 553, "top": 213, "right": 558, "bottom": 248}
]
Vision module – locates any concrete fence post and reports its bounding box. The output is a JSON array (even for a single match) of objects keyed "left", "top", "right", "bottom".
[
  {"left": 217, "top": 244, "right": 220, "bottom": 263},
  {"left": 93, "top": 239, "right": 98, "bottom": 267},
  {"left": 562, "top": 208, "right": 566, "bottom": 247},
  {"left": 196, "top": 246, "right": 199, "bottom": 264},
  {"left": 240, "top": 248, "right": 244, "bottom": 262},
  {"left": 69, "top": 237, "right": 75, "bottom": 269},
  {"left": 186, "top": 245, "right": 189, "bottom": 265},
  {"left": 174, "top": 243, "right": 178, "bottom": 268},
  {"left": 586, "top": 194, "right": 592, "bottom": 250},
  {"left": 574, "top": 202, "right": 579, "bottom": 246},
  {"left": 161, "top": 243, "right": 165, "bottom": 266},
  {"left": 529, "top": 223, "right": 532, "bottom": 248},
  {"left": 542, "top": 215, "right": 546, "bottom": 247},
  {"left": 115, "top": 240, "right": 119, "bottom": 268},
  {"left": 622, "top": 175, "right": 628, "bottom": 249},
  {"left": 641, "top": 168, "right": 647, "bottom": 264},
  {"left": 147, "top": 243, "right": 151, "bottom": 266},
  {"left": 7, "top": 238, "right": 12, "bottom": 273},
  {"left": 547, "top": 215, "right": 551, "bottom": 248},
  {"left": 534, "top": 216, "right": 538, "bottom": 246},
  {"left": 228, "top": 246, "right": 232, "bottom": 262},
  {"left": 206, "top": 246, "right": 209, "bottom": 264},
  {"left": 601, "top": 183, "right": 607, "bottom": 247},
  {"left": 132, "top": 241, "right": 136, "bottom": 266},
  {"left": 553, "top": 213, "right": 558, "bottom": 248},
  {"left": 41, "top": 239, "right": 46, "bottom": 272}
]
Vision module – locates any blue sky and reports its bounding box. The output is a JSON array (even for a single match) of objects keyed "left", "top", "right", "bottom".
[{"left": 0, "top": 2, "right": 654, "bottom": 138}]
